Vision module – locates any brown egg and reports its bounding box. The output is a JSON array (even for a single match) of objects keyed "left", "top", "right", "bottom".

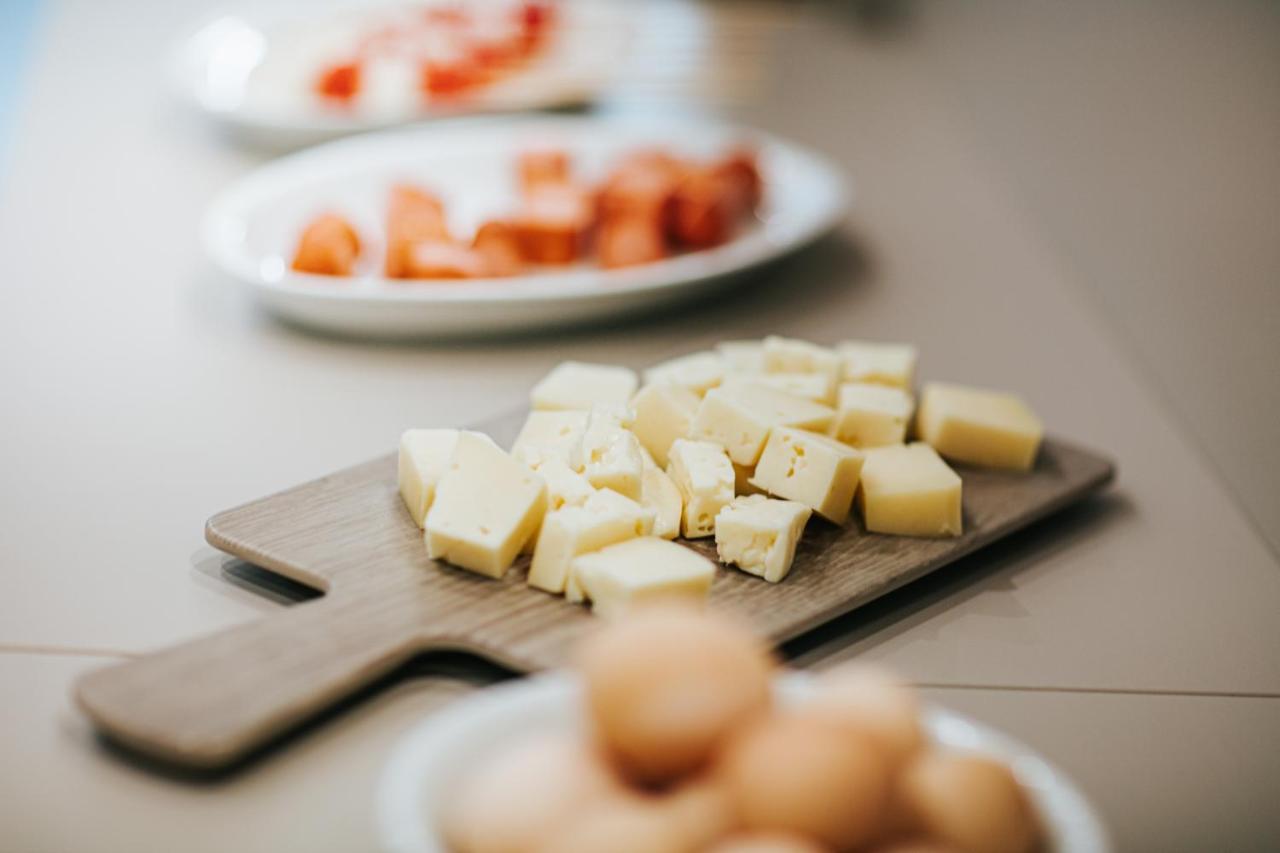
[
  {"left": 800, "top": 666, "right": 924, "bottom": 769},
  {"left": 441, "top": 732, "right": 620, "bottom": 853},
  {"left": 898, "top": 753, "right": 1041, "bottom": 853},
  {"left": 705, "top": 832, "right": 830, "bottom": 853},
  {"left": 577, "top": 604, "right": 775, "bottom": 785},
  {"left": 719, "top": 711, "right": 892, "bottom": 850}
]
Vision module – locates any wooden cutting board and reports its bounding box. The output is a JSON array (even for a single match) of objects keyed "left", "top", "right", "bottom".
[{"left": 74, "top": 408, "right": 1113, "bottom": 770}]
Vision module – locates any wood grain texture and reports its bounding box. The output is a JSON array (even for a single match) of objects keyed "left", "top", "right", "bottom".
[{"left": 75, "top": 406, "right": 1113, "bottom": 769}]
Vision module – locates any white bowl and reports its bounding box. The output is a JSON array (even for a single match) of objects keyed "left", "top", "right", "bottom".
[
  {"left": 200, "top": 114, "right": 848, "bottom": 338},
  {"left": 375, "top": 671, "right": 1111, "bottom": 853}
]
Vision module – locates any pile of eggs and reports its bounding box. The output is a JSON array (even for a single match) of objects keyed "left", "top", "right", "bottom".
[{"left": 442, "top": 606, "right": 1044, "bottom": 853}]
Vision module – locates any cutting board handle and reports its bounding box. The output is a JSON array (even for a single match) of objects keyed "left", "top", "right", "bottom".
[{"left": 74, "top": 584, "right": 425, "bottom": 769}]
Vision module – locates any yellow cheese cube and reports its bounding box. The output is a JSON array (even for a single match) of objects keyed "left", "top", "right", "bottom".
[
  {"left": 666, "top": 438, "right": 735, "bottom": 538},
  {"left": 917, "top": 382, "right": 1044, "bottom": 471},
  {"left": 630, "top": 382, "right": 700, "bottom": 469},
  {"left": 510, "top": 410, "right": 588, "bottom": 467},
  {"left": 716, "top": 339, "right": 765, "bottom": 373},
  {"left": 642, "top": 351, "right": 725, "bottom": 395},
  {"left": 425, "top": 435, "right": 547, "bottom": 578},
  {"left": 690, "top": 384, "right": 834, "bottom": 466},
  {"left": 571, "top": 537, "right": 715, "bottom": 619},
  {"left": 399, "top": 428, "right": 462, "bottom": 528},
  {"left": 640, "top": 466, "right": 683, "bottom": 540},
  {"left": 750, "top": 426, "right": 865, "bottom": 524},
  {"left": 530, "top": 361, "right": 637, "bottom": 411},
  {"left": 714, "top": 495, "right": 812, "bottom": 583},
  {"left": 527, "top": 489, "right": 654, "bottom": 594},
  {"left": 726, "top": 371, "right": 836, "bottom": 405},
  {"left": 830, "top": 383, "right": 915, "bottom": 448},
  {"left": 571, "top": 407, "right": 644, "bottom": 500},
  {"left": 857, "top": 443, "right": 962, "bottom": 537},
  {"left": 762, "top": 335, "right": 842, "bottom": 386},
  {"left": 516, "top": 454, "right": 596, "bottom": 556},
  {"left": 837, "top": 340, "right": 917, "bottom": 389}
]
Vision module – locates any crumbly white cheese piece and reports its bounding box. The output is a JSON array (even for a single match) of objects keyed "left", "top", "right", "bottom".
[
  {"left": 642, "top": 351, "right": 725, "bottom": 396},
  {"left": 857, "top": 443, "right": 962, "bottom": 537},
  {"left": 510, "top": 410, "right": 589, "bottom": 467},
  {"left": 750, "top": 426, "right": 865, "bottom": 524},
  {"left": 571, "top": 407, "right": 644, "bottom": 500},
  {"left": 726, "top": 371, "right": 836, "bottom": 405},
  {"left": 630, "top": 382, "right": 700, "bottom": 469},
  {"left": 690, "top": 383, "right": 834, "bottom": 467},
  {"left": 666, "top": 438, "right": 736, "bottom": 538},
  {"left": 917, "top": 382, "right": 1044, "bottom": 471},
  {"left": 516, "top": 454, "right": 597, "bottom": 556},
  {"left": 830, "top": 382, "right": 915, "bottom": 448},
  {"left": 527, "top": 489, "right": 654, "bottom": 594},
  {"left": 399, "top": 428, "right": 463, "bottom": 528},
  {"left": 837, "top": 340, "right": 918, "bottom": 389},
  {"left": 425, "top": 434, "right": 547, "bottom": 578},
  {"left": 762, "top": 336, "right": 842, "bottom": 386},
  {"left": 571, "top": 537, "right": 715, "bottom": 619},
  {"left": 716, "top": 339, "right": 765, "bottom": 373},
  {"left": 639, "top": 466, "right": 683, "bottom": 540},
  {"left": 715, "top": 495, "right": 813, "bottom": 583},
  {"left": 530, "top": 361, "right": 638, "bottom": 411}
]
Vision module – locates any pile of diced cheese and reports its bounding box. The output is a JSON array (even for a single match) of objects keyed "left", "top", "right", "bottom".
[{"left": 399, "top": 335, "right": 1045, "bottom": 618}]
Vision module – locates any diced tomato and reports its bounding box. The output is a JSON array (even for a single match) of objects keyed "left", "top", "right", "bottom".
[
  {"left": 598, "top": 214, "right": 666, "bottom": 269},
  {"left": 518, "top": 148, "right": 572, "bottom": 194},
  {"left": 667, "top": 169, "right": 736, "bottom": 249},
  {"left": 472, "top": 220, "right": 524, "bottom": 277},
  {"left": 712, "top": 147, "right": 763, "bottom": 218},
  {"left": 291, "top": 214, "right": 361, "bottom": 276},
  {"left": 315, "top": 61, "right": 361, "bottom": 102},
  {"left": 385, "top": 185, "right": 451, "bottom": 278},
  {"left": 421, "top": 59, "right": 483, "bottom": 99},
  {"left": 402, "top": 240, "right": 487, "bottom": 279},
  {"left": 512, "top": 183, "right": 593, "bottom": 264}
]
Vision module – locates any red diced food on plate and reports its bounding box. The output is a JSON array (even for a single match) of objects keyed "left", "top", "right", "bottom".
[
  {"left": 597, "top": 215, "right": 667, "bottom": 270},
  {"left": 712, "top": 148, "right": 763, "bottom": 217},
  {"left": 667, "top": 169, "right": 738, "bottom": 249},
  {"left": 291, "top": 214, "right": 361, "bottom": 276},
  {"left": 402, "top": 240, "right": 487, "bottom": 279},
  {"left": 518, "top": 149, "right": 572, "bottom": 194},
  {"left": 386, "top": 185, "right": 451, "bottom": 278},
  {"left": 597, "top": 150, "right": 688, "bottom": 221},
  {"left": 472, "top": 221, "right": 524, "bottom": 277},
  {"left": 512, "top": 184, "right": 593, "bottom": 264},
  {"left": 315, "top": 61, "right": 362, "bottom": 102},
  {"left": 421, "top": 60, "right": 482, "bottom": 99}
]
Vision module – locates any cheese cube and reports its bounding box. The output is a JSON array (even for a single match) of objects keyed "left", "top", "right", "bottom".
[
  {"left": 690, "top": 384, "right": 834, "bottom": 466},
  {"left": 830, "top": 383, "right": 915, "bottom": 448},
  {"left": 642, "top": 351, "right": 725, "bottom": 395},
  {"left": 728, "top": 371, "right": 836, "bottom": 405},
  {"left": 571, "top": 407, "right": 644, "bottom": 500},
  {"left": 640, "top": 466, "right": 683, "bottom": 540},
  {"left": 425, "top": 435, "right": 547, "bottom": 578},
  {"left": 750, "top": 426, "right": 865, "bottom": 524},
  {"left": 666, "top": 438, "right": 735, "bottom": 538},
  {"left": 527, "top": 489, "right": 654, "bottom": 594},
  {"left": 762, "top": 336, "right": 841, "bottom": 386},
  {"left": 716, "top": 339, "right": 764, "bottom": 373},
  {"left": 571, "top": 537, "right": 715, "bottom": 619},
  {"left": 517, "top": 454, "right": 596, "bottom": 556},
  {"left": 399, "top": 429, "right": 463, "bottom": 528},
  {"left": 917, "top": 382, "right": 1044, "bottom": 471},
  {"left": 530, "top": 361, "right": 637, "bottom": 411},
  {"left": 857, "top": 443, "right": 962, "bottom": 537},
  {"left": 837, "top": 340, "right": 917, "bottom": 389},
  {"left": 715, "top": 495, "right": 812, "bottom": 583},
  {"left": 510, "top": 410, "right": 588, "bottom": 467},
  {"left": 630, "top": 382, "right": 700, "bottom": 468}
]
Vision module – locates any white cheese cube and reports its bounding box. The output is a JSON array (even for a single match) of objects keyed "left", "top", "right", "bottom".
[
  {"left": 571, "top": 537, "right": 715, "bottom": 619},
  {"left": 640, "top": 466, "right": 683, "bottom": 540},
  {"left": 837, "top": 340, "right": 918, "bottom": 389},
  {"left": 762, "top": 336, "right": 842, "bottom": 386},
  {"left": 527, "top": 489, "right": 654, "bottom": 594},
  {"left": 830, "top": 383, "right": 915, "bottom": 448},
  {"left": 630, "top": 382, "right": 700, "bottom": 469},
  {"left": 510, "top": 410, "right": 588, "bottom": 467},
  {"left": 857, "top": 443, "right": 962, "bottom": 537},
  {"left": 571, "top": 407, "right": 644, "bottom": 500},
  {"left": 666, "top": 438, "right": 735, "bottom": 538},
  {"left": 715, "top": 495, "right": 812, "bottom": 583},
  {"left": 642, "top": 351, "right": 725, "bottom": 395},
  {"left": 917, "top": 382, "right": 1044, "bottom": 471},
  {"left": 425, "top": 435, "right": 548, "bottom": 578},
  {"left": 399, "top": 429, "right": 462, "bottom": 528},
  {"left": 750, "top": 426, "right": 865, "bottom": 524},
  {"left": 690, "top": 384, "right": 834, "bottom": 466},
  {"left": 716, "top": 339, "right": 765, "bottom": 373},
  {"left": 530, "top": 361, "right": 638, "bottom": 411},
  {"left": 516, "top": 454, "right": 596, "bottom": 556},
  {"left": 726, "top": 371, "right": 836, "bottom": 405}
]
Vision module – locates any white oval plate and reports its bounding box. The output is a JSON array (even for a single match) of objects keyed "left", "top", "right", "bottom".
[
  {"left": 375, "top": 671, "right": 1111, "bottom": 853},
  {"left": 201, "top": 115, "right": 848, "bottom": 338},
  {"left": 174, "top": 0, "right": 632, "bottom": 149}
]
